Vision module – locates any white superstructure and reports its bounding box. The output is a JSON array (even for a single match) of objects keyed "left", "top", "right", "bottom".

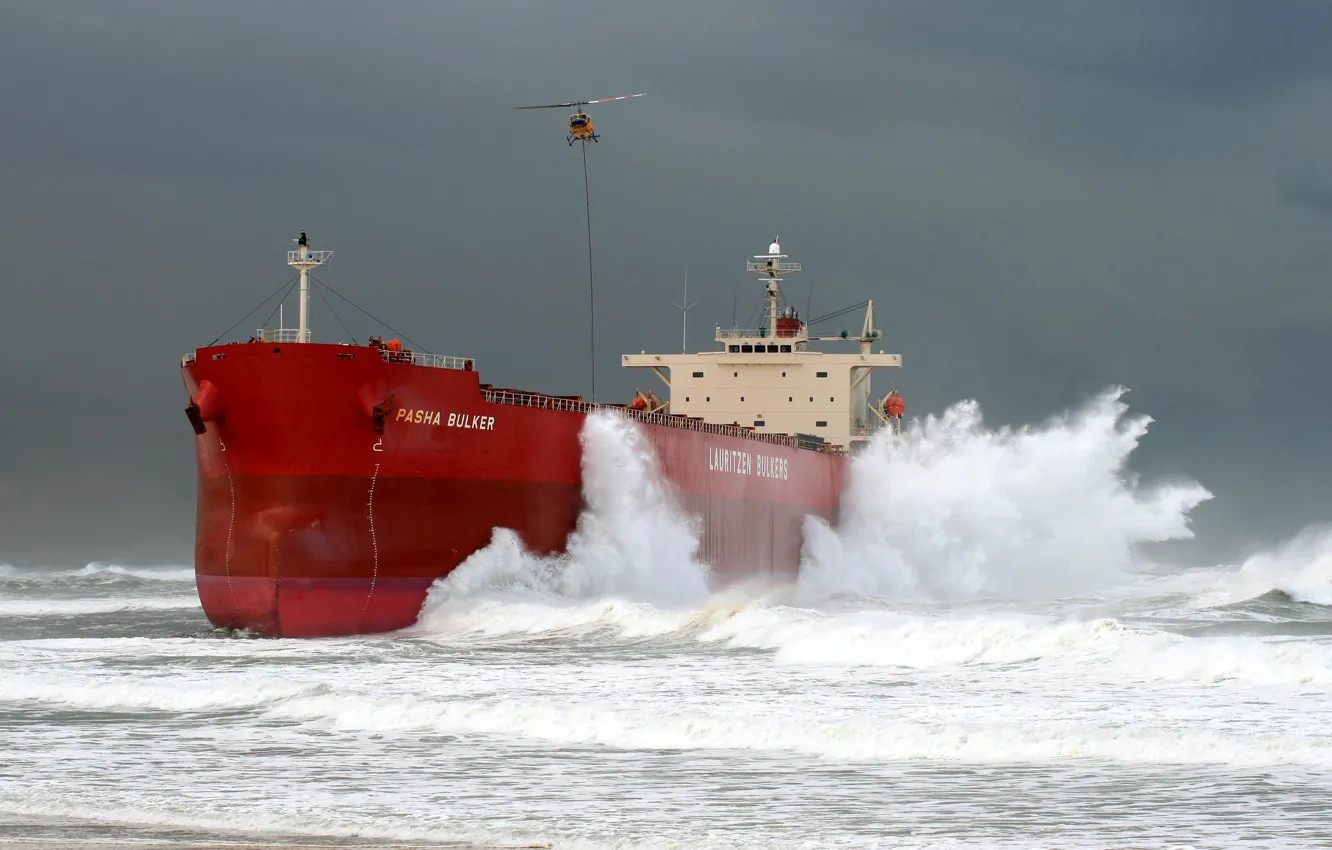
[{"left": 622, "top": 237, "right": 902, "bottom": 450}]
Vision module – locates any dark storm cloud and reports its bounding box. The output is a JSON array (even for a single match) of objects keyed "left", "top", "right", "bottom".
[
  {"left": 1283, "top": 176, "right": 1332, "bottom": 219},
  {"left": 2, "top": 0, "right": 1331, "bottom": 564},
  {"left": 823, "top": 0, "right": 1332, "bottom": 101}
]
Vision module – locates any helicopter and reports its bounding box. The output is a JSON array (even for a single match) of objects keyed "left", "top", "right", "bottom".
[{"left": 513, "top": 92, "right": 645, "bottom": 145}]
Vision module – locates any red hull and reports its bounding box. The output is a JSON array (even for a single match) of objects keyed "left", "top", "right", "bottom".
[{"left": 182, "top": 342, "right": 846, "bottom": 637}]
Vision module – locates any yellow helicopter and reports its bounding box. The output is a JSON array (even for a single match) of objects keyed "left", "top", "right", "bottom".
[{"left": 514, "top": 92, "right": 645, "bottom": 145}]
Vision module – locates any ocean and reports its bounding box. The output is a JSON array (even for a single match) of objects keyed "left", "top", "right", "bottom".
[{"left": 2, "top": 389, "right": 1329, "bottom": 849}]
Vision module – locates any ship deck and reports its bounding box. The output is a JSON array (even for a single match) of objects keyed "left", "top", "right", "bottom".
[{"left": 478, "top": 386, "right": 845, "bottom": 454}]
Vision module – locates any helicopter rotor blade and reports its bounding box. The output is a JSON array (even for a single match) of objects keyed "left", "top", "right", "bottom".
[
  {"left": 513, "top": 93, "right": 645, "bottom": 110},
  {"left": 584, "top": 92, "right": 646, "bottom": 105},
  {"left": 513, "top": 101, "right": 584, "bottom": 110}
]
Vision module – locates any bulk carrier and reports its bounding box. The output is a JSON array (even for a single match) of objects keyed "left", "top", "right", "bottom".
[{"left": 181, "top": 234, "right": 905, "bottom": 637}]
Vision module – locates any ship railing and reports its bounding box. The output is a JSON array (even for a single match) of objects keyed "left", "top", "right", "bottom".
[
  {"left": 379, "top": 350, "right": 475, "bottom": 370},
  {"left": 745, "top": 260, "right": 802, "bottom": 274},
  {"left": 481, "top": 388, "right": 846, "bottom": 453},
  {"left": 255, "top": 328, "right": 310, "bottom": 343},
  {"left": 716, "top": 327, "right": 771, "bottom": 339},
  {"left": 181, "top": 352, "right": 196, "bottom": 366},
  {"left": 715, "top": 326, "right": 804, "bottom": 340}
]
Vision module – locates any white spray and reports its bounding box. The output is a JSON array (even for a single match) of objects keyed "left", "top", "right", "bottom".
[
  {"left": 415, "top": 412, "right": 711, "bottom": 631},
  {"left": 798, "top": 387, "right": 1214, "bottom": 602},
  {"left": 1204, "top": 524, "right": 1332, "bottom": 607}
]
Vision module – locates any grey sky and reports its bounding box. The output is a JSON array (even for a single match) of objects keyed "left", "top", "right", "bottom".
[{"left": 2, "top": 0, "right": 1331, "bottom": 564}]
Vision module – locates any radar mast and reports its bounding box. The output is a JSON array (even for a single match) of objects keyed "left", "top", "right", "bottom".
[{"left": 287, "top": 231, "right": 333, "bottom": 343}]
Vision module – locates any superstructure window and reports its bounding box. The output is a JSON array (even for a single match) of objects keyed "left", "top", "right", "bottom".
[
  {"left": 741, "top": 345, "right": 753, "bottom": 353},
  {"left": 816, "top": 420, "right": 827, "bottom": 427},
  {"left": 685, "top": 397, "right": 690, "bottom": 402},
  {"left": 754, "top": 420, "right": 766, "bottom": 427},
  {"left": 733, "top": 372, "right": 738, "bottom": 377},
  {"left": 729, "top": 345, "right": 739, "bottom": 353},
  {"left": 780, "top": 345, "right": 791, "bottom": 353},
  {"left": 692, "top": 371, "right": 704, "bottom": 378},
  {"left": 782, "top": 372, "right": 787, "bottom": 377},
  {"left": 816, "top": 371, "right": 828, "bottom": 378},
  {"left": 767, "top": 344, "right": 778, "bottom": 353},
  {"left": 741, "top": 396, "right": 745, "bottom": 402},
  {"left": 788, "top": 396, "right": 793, "bottom": 402}
]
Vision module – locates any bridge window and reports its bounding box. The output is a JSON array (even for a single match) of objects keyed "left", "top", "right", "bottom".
[
  {"left": 692, "top": 371, "right": 704, "bottom": 378},
  {"left": 816, "top": 371, "right": 828, "bottom": 378},
  {"left": 816, "top": 420, "right": 827, "bottom": 427}
]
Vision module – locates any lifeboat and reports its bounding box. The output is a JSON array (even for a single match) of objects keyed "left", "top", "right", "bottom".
[{"left": 882, "top": 390, "right": 906, "bottom": 419}]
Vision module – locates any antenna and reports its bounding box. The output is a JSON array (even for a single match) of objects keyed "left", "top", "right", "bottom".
[
  {"left": 671, "top": 267, "right": 699, "bottom": 353},
  {"left": 803, "top": 248, "right": 812, "bottom": 319}
]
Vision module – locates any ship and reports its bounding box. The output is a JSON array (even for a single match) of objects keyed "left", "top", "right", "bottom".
[{"left": 180, "top": 233, "right": 905, "bottom": 637}]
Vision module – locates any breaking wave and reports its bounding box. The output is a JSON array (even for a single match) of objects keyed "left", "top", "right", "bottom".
[
  {"left": 0, "top": 562, "right": 194, "bottom": 584},
  {"left": 0, "top": 597, "right": 200, "bottom": 617},
  {"left": 413, "top": 412, "right": 713, "bottom": 634},
  {"left": 403, "top": 385, "right": 1332, "bottom": 683},
  {"left": 262, "top": 687, "right": 1331, "bottom": 769},
  {"left": 1208, "top": 525, "right": 1332, "bottom": 607},
  {"left": 2, "top": 676, "right": 321, "bottom": 713},
  {"left": 798, "top": 387, "right": 1213, "bottom": 602}
]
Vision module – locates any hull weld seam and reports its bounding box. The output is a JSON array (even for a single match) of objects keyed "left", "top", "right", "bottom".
[{"left": 361, "top": 462, "right": 381, "bottom": 618}]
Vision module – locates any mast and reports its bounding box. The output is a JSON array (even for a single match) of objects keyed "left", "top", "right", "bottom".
[
  {"left": 672, "top": 267, "right": 698, "bottom": 353},
  {"left": 287, "top": 231, "right": 333, "bottom": 343},
  {"left": 746, "top": 236, "right": 801, "bottom": 337}
]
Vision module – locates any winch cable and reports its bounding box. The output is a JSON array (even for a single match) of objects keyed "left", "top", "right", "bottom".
[
  {"left": 257, "top": 282, "right": 295, "bottom": 332},
  {"left": 807, "top": 299, "right": 870, "bottom": 329},
  {"left": 206, "top": 275, "right": 298, "bottom": 345},
  {"left": 311, "top": 274, "right": 427, "bottom": 352},
  {"left": 312, "top": 280, "right": 358, "bottom": 345},
  {"left": 582, "top": 141, "right": 597, "bottom": 402}
]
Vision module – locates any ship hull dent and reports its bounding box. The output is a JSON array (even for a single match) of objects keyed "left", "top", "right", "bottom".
[{"left": 184, "top": 343, "right": 845, "bottom": 638}]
